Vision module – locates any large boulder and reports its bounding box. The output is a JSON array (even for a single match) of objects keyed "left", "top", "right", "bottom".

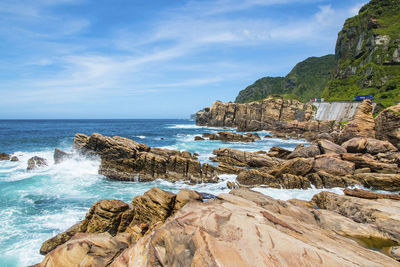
[
  {"left": 27, "top": 156, "right": 48, "bottom": 170},
  {"left": 313, "top": 155, "right": 355, "bottom": 176},
  {"left": 318, "top": 139, "right": 346, "bottom": 154},
  {"left": 339, "top": 99, "right": 376, "bottom": 142},
  {"left": 342, "top": 137, "right": 398, "bottom": 154},
  {"left": 269, "top": 157, "right": 314, "bottom": 177},
  {"left": 351, "top": 173, "right": 400, "bottom": 191},
  {"left": 375, "top": 103, "right": 400, "bottom": 150},
  {"left": 341, "top": 153, "right": 398, "bottom": 174},
  {"left": 212, "top": 148, "right": 281, "bottom": 168},
  {"left": 286, "top": 144, "right": 320, "bottom": 159}
]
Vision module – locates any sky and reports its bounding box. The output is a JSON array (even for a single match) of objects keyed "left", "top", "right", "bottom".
[{"left": 0, "top": 0, "right": 367, "bottom": 119}]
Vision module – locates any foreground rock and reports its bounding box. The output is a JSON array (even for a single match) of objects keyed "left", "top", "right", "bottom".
[
  {"left": 343, "top": 188, "right": 400, "bottom": 200},
  {"left": 198, "top": 131, "right": 260, "bottom": 142},
  {"left": 37, "top": 188, "right": 400, "bottom": 266},
  {"left": 40, "top": 188, "right": 203, "bottom": 255},
  {"left": 27, "top": 156, "right": 48, "bottom": 170},
  {"left": 376, "top": 102, "right": 400, "bottom": 150},
  {"left": 0, "top": 152, "right": 10, "bottom": 161},
  {"left": 73, "top": 133, "right": 221, "bottom": 183}
]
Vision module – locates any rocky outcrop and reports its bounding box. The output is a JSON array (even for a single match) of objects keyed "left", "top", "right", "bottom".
[
  {"left": 343, "top": 188, "right": 400, "bottom": 200},
  {"left": 339, "top": 99, "right": 376, "bottom": 142},
  {"left": 196, "top": 96, "right": 314, "bottom": 130},
  {"left": 375, "top": 103, "right": 400, "bottom": 150},
  {"left": 212, "top": 148, "right": 282, "bottom": 168},
  {"left": 0, "top": 152, "right": 10, "bottom": 161},
  {"left": 37, "top": 188, "right": 400, "bottom": 266},
  {"left": 40, "top": 188, "right": 203, "bottom": 256},
  {"left": 53, "top": 148, "right": 72, "bottom": 164},
  {"left": 197, "top": 131, "right": 260, "bottom": 142},
  {"left": 73, "top": 133, "right": 221, "bottom": 183},
  {"left": 27, "top": 156, "right": 48, "bottom": 170},
  {"left": 342, "top": 137, "right": 398, "bottom": 154}
]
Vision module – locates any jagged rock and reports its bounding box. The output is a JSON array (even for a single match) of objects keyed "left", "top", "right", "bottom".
[
  {"left": 10, "top": 156, "right": 19, "bottom": 161},
  {"left": 53, "top": 148, "right": 72, "bottom": 164},
  {"left": 0, "top": 152, "right": 10, "bottom": 161},
  {"left": 287, "top": 144, "right": 320, "bottom": 159},
  {"left": 212, "top": 148, "right": 281, "bottom": 168},
  {"left": 226, "top": 181, "right": 238, "bottom": 189},
  {"left": 194, "top": 136, "right": 204, "bottom": 141},
  {"left": 27, "top": 156, "right": 48, "bottom": 170},
  {"left": 341, "top": 153, "right": 398, "bottom": 173},
  {"left": 340, "top": 99, "right": 376, "bottom": 142},
  {"left": 73, "top": 133, "right": 220, "bottom": 183},
  {"left": 205, "top": 131, "right": 259, "bottom": 142},
  {"left": 267, "top": 146, "right": 291, "bottom": 159},
  {"left": 313, "top": 155, "right": 355, "bottom": 176},
  {"left": 318, "top": 139, "right": 346, "bottom": 154},
  {"left": 343, "top": 188, "right": 400, "bottom": 200},
  {"left": 376, "top": 103, "right": 400, "bottom": 150},
  {"left": 342, "top": 137, "right": 398, "bottom": 154},
  {"left": 352, "top": 173, "right": 400, "bottom": 191},
  {"left": 306, "top": 171, "right": 359, "bottom": 189},
  {"left": 269, "top": 157, "right": 314, "bottom": 177},
  {"left": 237, "top": 169, "right": 279, "bottom": 187},
  {"left": 111, "top": 189, "right": 399, "bottom": 266},
  {"left": 40, "top": 188, "right": 203, "bottom": 256}
]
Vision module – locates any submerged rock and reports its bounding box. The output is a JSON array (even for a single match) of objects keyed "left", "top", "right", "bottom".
[
  {"left": 27, "top": 156, "right": 48, "bottom": 171},
  {"left": 10, "top": 156, "right": 19, "bottom": 161},
  {"left": 53, "top": 148, "right": 72, "bottom": 164}
]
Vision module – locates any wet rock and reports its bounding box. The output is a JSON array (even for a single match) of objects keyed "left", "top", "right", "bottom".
[
  {"left": 27, "top": 156, "right": 48, "bottom": 170},
  {"left": 0, "top": 152, "right": 10, "bottom": 161},
  {"left": 352, "top": 173, "right": 400, "bottom": 191},
  {"left": 375, "top": 102, "right": 400, "bottom": 150},
  {"left": 194, "top": 136, "right": 204, "bottom": 141},
  {"left": 53, "top": 148, "right": 72, "bottom": 164},
  {"left": 205, "top": 131, "right": 259, "bottom": 142},
  {"left": 10, "top": 156, "right": 19, "bottom": 161}
]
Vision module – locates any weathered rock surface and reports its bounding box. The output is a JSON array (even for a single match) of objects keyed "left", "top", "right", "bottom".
[
  {"left": 40, "top": 188, "right": 203, "bottom": 256},
  {"left": 287, "top": 144, "right": 320, "bottom": 159},
  {"left": 27, "top": 156, "right": 48, "bottom": 170},
  {"left": 196, "top": 97, "right": 314, "bottom": 131},
  {"left": 342, "top": 137, "right": 398, "bottom": 154},
  {"left": 200, "top": 131, "right": 260, "bottom": 142},
  {"left": 73, "top": 133, "right": 220, "bottom": 183},
  {"left": 318, "top": 139, "right": 346, "bottom": 154},
  {"left": 343, "top": 188, "right": 400, "bottom": 200},
  {"left": 339, "top": 99, "right": 376, "bottom": 142},
  {"left": 267, "top": 146, "right": 292, "bottom": 159},
  {"left": 53, "top": 148, "right": 72, "bottom": 164},
  {"left": 313, "top": 155, "right": 355, "bottom": 176},
  {"left": 37, "top": 188, "right": 400, "bottom": 266},
  {"left": 351, "top": 173, "right": 400, "bottom": 191},
  {"left": 0, "top": 152, "right": 10, "bottom": 161},
  {"left": 376, "top": 103, "right": 400, "bottom": 150},
  {"left": 212, "top": 148, "right": 282, "bottom": 168}
]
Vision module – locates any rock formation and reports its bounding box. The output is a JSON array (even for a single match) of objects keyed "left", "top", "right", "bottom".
[
  {"left": 72, "top": 133, "right": 221, "bottom": 183},
  {"left": 376, "top": 102, "right": 400, "bottom": 149},
  {"left": 36, "top": 188, "right": 400, "bottom": 266},
  {"left": 0, "top": 152, "right": 10, "bottom": 161},
  {"left": 27, "top": 156, "right": 48, "bottom": 170},
  {"left": 53, "top": 148, "right": 72, "bottom": 164},
  {"left": 197, "top": 131, "right": 260, "bottom": 142}
]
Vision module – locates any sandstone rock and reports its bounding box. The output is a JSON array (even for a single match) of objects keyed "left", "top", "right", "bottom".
[
  {"left": 287, "top": 144, "right": 320, "bottom": 159},
  {"left": 212, "top": 148, "right": 281, "bottom": 168},
  {"left": 365, "top": 138, "right": 398, "bottom": 154},
  {"left": 343, "top": 188, "right": 400, "bottom": 200},
  {"left": 340, "top": 99, "right": 376, "bottom": 142},
  {"left": 111, "top": 189, "right": 399, "bottom": 266},
  {"left": 375, "top": 103, "right": 400, "bottom": 150},
  {"left": 318, "top": 139, "right": 346, "bottom": 154},
  {"left": 341, "top": 137, "right": 368, "bottom": 153},
  {"left": 206, "top": 131, "right": 258, "bottom": 142},
  {"left": 0, "top": 152, "right": 10, "bottom": 161},
  {"left": 10, "top": 156, "right": 19, "bottom": 161},
  {"left": 313, "top": 156, "right": 355, "bottom": 176},
  {"left": 267, "top": 146, "right": 291, "bottom": 159},
  {"left": 173, "top": 188, "right": 203, "bottom": 212},
  {"left": 27, "top": 156, "right": 48, "bottom": 170},
  {"left": 269, "top": 157, "right": 314, "bottom": 177},
  {"left": 341, "top": 153, "right": 398, "bottom": 173},
  {"left": 306, "top": 171, "right": 360, "bottom": 189},
  {"left": 53, "top": 148, "right": 72, "bottom": 164},
  {"left": 352, "top": 173, "right": 400, "bottom": 191}
]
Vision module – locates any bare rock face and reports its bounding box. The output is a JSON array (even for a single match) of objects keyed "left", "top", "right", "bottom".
[
  {"left": 0, "top": 152, "right": 10, "bottom": 161},
  {"left": 318, "top": 139, "right": 346, "bottom": 154},
  {"left": 267, "top": 146, "right": 292, "bottom": 159},
  {"left": 375, "top": 103, "right": 400, "bottom": 150},
  {"left": 196, "top": 97, "right": 313, "bottom": 131},
  {"left": 53, "top": 148, "right": 72, "bottom": 164},
  {"left": 27, "top": 156, "right": 48, "bottom": 171},
  {"left": 340, "top": 99, "right": 376, "bottom": 142},
  {"left": 212, "top": 148, "right": 281, "bottom": 168},
  {"left": 111, "top": 189, "right": 399, "bottom": 266},
  {"left": 39, "top": 188, "right": 203, "bottom": 256},
  {"left": 342, "top": 137, "right": 398, "bottom": 154},
  {"left": 72, "top": 133, "right": 220, "bottom": 183},
  {"left": 313, "top": 156, "right": 355, "bottom": 176},
  {"left": 287, "top": 144, "right": 320, "bottom": 159},
  {"left": 351, "top": 173, "right": 400, "bottom": 191}
]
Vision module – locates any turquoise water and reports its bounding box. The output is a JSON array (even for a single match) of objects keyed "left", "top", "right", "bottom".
[{"left": 0, "top": 119, "right": 343, "bottom": 266}]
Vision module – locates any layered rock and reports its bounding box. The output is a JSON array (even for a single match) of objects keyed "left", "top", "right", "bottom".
[
  {"left": 37, "top": 188, "right": 400, "bottom": 266},
  {"left": 339, "top": 99, "right": 376, "bottom": 142},
  {"left": 212, "top": 148, "right": 282, "bottom": 168},
  {"left": 197, "top": 131, "right": 260, "bottom": 142},
  {"left": 40, "top": 188, "right": 203, "bottom": 256},
  {"left": 73, "top": 133, "right": 221, "bottom": 183},
  {"left": 196, "top": 96, "right": 314, "bottom": 131},
  {"left": 375, "top": 103, "right": 400, "bottom": 149}
]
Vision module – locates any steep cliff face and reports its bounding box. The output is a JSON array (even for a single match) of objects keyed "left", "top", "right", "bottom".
[
  {"left": 196, "top": 96, "right": 314, "bottom": 131},
  {"left": 323, "top": 0, "right": 400, "bottom": 102},
  {"left": 235, "top": 55, "right": 335, "bottom": 103}
]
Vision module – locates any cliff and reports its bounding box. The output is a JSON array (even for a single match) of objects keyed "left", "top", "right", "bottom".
[
  {"left": 323, "top": 0, "right": 400, "bottom": 103},
  {"left": 235, "top": 55, "right": 335, "bottom": 103},
  {"left": 196, "top": 96, "right": 314, "bottom": 131}
]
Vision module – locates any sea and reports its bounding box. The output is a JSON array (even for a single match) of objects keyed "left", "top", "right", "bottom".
[{"left": 0, "top": 119, "right": 345, "bottom": 266}]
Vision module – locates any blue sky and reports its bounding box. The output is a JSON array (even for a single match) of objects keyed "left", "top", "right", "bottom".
[{"left": 0, "top": 0, "right": 367, "bottom": 119}]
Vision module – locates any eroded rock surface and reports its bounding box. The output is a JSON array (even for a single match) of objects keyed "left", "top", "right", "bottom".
[
  {"left": 27, "top": 156, "right": 48, "bottom": 171},
  {"left": 376, "top": 103, "right": 400, "bottom": 150}
]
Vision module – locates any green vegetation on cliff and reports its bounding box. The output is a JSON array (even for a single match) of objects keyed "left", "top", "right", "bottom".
[
  {"left": 322, "top": 0, "right": 400, "bottom": 103},
  {"left": 235, "top": 55, "right": 336, "bottom": 103}
]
